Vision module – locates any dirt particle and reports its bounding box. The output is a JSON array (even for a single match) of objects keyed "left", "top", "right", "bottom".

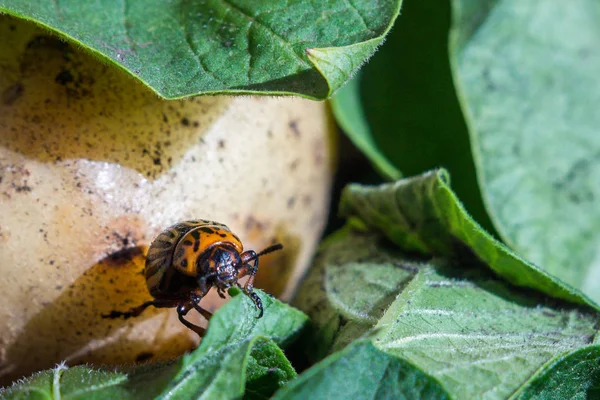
[
  {"left": 136, "top": 352, "right": 154, "bottom": 362},
  {"left": 2, "top": 83, "right": 24, "bottom": 105},
  {"left": 245, "top": 216, "right": 266, "bottom": 232},
  {"left": 55, "top": 69, "right": 74, "bottom": 86},
  {"left": 218, "top": 140, "right": 226, "bottom": 149},
  {"left": 302, "top": 195, "right": 312, "bottom": 207},
  {"left": 287, "top": 197, "right": 296, "bottom": 209},
  {"left": 288, "top": 120, "right": 301, "bottom": 137},
  {"left": 289, "top": 159, "right": 299, "bottom": 171},
  {"left": 105, "top": 246, "right": 144, "bottom": 267},
  {"left": 12, "top": 183, "right": 32, "bottom": 193}
]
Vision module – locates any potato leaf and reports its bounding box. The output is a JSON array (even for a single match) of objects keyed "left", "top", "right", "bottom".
[
  {"left": 511, "top": 345, "right": 600, "bottom": 400},
  {"left": 450, "top": 0, "right": 600, "bottom": 304},
  {"left": 0, "top": 289, "right": 306, "bottom": 400},
  {"left": 272, "top": 340, "right": 450, "bottom": 400},
  {"left": 293, "top": 170, "right": 600, "bottom": 398},
  {"left": 374, "top": 264, "right": 598, "bottom": 399},
  {"left": 340, "top": 169, "right": 599, "bottom": 310},
  {"left": 295, "top": 230, "right": 600, "bottom": 398},
  {"left": 292, "top": 229, "right": 417, "bottom": 361},
  {"left": 0, "top": 0, "right": 401, "bottom": 99},
  {"left": 329, "top": 0, "right": 494, "bottom": 233}
]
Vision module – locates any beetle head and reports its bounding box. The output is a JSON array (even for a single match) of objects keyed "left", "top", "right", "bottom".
[{"left": 209, "top": 244, "right": 242, "bottom": 290}]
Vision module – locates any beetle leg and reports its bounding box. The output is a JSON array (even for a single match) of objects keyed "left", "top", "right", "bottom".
[
  {"left": 238, "top": 250, "right": 259, "bottom": 291},
  {"left": 190, "top": 292, "right": 213, "bottom": 321},
  {"left": 240, "top": 286, "right": 263, "bottom": 319},
  {"left": 177, "top": 299, "right": 206, "bottom": 337},
  {"left": 102, "top": 299, "right": 178, "bottom": 320},
  {"left": 197, "top": 275, "right": 214, "bottom": 294},
  {"left": 237, "top": 251, "right": 263, "bottom": 318}
]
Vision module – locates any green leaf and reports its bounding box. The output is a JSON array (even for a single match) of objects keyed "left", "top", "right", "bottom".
[
  {"left": 329, "top": 76, "right": 401, "bottom": 180},
  {"left": 292, "top": 228, "right": 416, "bottom": 361},
  {"left": 0, "top": 0, "right": 401, "bottom": 99},
  {"left": 511, "top": 345, "right": 600, "bottom": 400},
  {"left": 449, "top": 0, "right": 600, "bottom": 302},
  {"left": 373, "top": 265, "right": 598, "bottom": 399},
  {"left": 294, "top": 225, "right": 600, "bottom": 398},
  {"left": 339, "top": 169, "right": 600, "bottom": 311},
  {"left": 272, "top": 340, "right": 450, "bottom": 400},
  {"left": 294, "top": 170, "right": 600, "bottom": 398},
  {"left": 0, "top": 289, "right": 306, "bottom": 400},
  {"left": 330, "top": 0, "right": 495, "bottom": 233},
  {"left": 244, "top": 340, "right": 296, "bottom": 400}
]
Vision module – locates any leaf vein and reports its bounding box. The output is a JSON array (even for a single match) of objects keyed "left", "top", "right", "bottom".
[
  {"left": 340, "top": 0, "right": 373, "bottom": 34},
  {"left": 216, "top": 0, "right": 309, "bottom": 68},
  {"left": 180, "top": 16, "right": 226, "bottom": 86}
]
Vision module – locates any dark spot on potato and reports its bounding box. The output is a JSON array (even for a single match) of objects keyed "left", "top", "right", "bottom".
[
  {"left": 288, "top": 120, "right": 300, "bottom": 137},
  {"left": 26, "top": 35, "right": 68, "bottom": 51},
  {"left": 105, "top": 246, "right": 144, "bottom": 267},
  {"left": 218, "top": 140, "right": 226, "bottom": 149},
  {"left": 136, "top": 352, "right": 154, "bottom": 362},
  {"left": 2, "top": 83, "right": 24, "bottom": 105},
  {"left": 287, "top": 197, "right": 296, "bottom": 209},
  {"left": 289, "top": 159, "right": 299, "bottom": 171},
  {"left": 245, "top": 216, "right": 266, "bottom": 232},
  {"left": 14, "top": 184, "right": 32, "bottom": 192},
  {"left": 302, "top": 195, "right": 312, "bottom": 207},
  {"left": 55, "top": 69, "right": 74, "bottom": 86},
  {"left": 181, "top": 117, "right": 190, "bottom": 126}
]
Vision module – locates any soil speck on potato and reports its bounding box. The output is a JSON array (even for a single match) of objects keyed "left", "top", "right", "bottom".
[
  {"left": 2, "top": 83, "right": 24, "bottom": 105},
  {"left": 136, "top": 352, "right": 154, "bottom": 362},
  {"left": 288, "top": 120, "right": 301, "bottom": 137}
]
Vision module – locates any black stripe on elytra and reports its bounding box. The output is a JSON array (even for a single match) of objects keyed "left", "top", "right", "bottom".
[
  {"left": 193, "top": 240, "right": 200, "bottom": 252},
  {"left": 191, "top": 230, "right": 201, "bottom": 240},
  {"left": 183, "top": 240, "right": 193, "bottom": 246},
  {"left": 199, "top": 227, "right": 215, "bottom": 234},
  {"left": 153, "top": 240, "right": 174, "bottom": 249}
]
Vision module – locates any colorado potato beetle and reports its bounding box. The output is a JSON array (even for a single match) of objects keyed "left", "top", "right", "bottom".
[{"left": 103, "top": 220, "right": 283, "bottom": 336}]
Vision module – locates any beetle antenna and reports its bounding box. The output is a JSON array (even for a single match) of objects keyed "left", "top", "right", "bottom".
[{"left": 248, "top": 243, "right": 283, "bottom": 262}]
